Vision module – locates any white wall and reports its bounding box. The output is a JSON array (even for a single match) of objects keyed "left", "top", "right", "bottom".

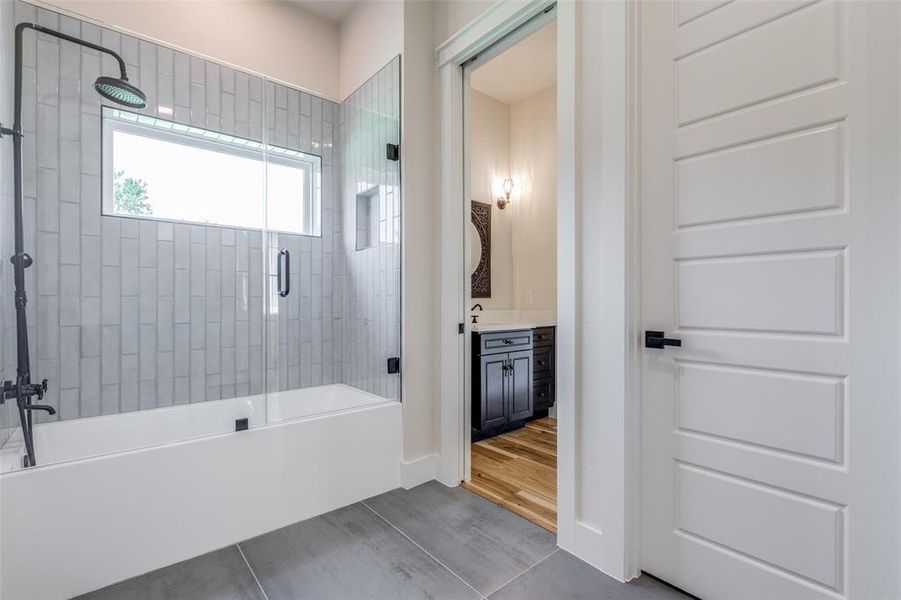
[
  {"left": 510, "top": 86, "right": 556, "bottom": 311},
  {"left": 36, "top": 0, "right": 342, "bottom": 99},
  {"left": 339, "top": 1, "right": 403, "bottom": 100},
  {"left": 399, "top": 0, "right": 438, "bottom": 476},
  {"left": 434, "top": 0, "right": 498, "bottom": 45},
  {"left": 470, "top": 86, "right": 556, "bottom": 312},
  {"left": 470, "top": 90, "right": 513, "bottom": 310},
  {"left": 557, "top": 0, "right": 637, "bottom": 579}
]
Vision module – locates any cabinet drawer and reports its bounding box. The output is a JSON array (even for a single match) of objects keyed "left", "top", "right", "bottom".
[
  {"left": 533, "top": 377, "right": 555, "bottom": 410},
  {"left": 532, "top": 326, "right": 555, "bottom": 348},
  {"left": 479, "top": 330, "right": 533, "bottom": 355},
  {"left": 533, "top": 346, "right": 554, "bottom": 379}
]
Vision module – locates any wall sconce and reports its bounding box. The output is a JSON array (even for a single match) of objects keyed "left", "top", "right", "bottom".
[{"left": 496, "top": 178, "right": 514, "bottom": 210}]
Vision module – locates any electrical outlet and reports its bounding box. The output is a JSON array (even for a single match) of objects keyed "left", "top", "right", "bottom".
[{"left": 526, "top": 290, "right": 533, "bottom": 305}]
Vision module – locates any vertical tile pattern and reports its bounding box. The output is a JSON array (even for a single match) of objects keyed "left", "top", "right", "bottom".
[
  {"left": 264, "top": 80, "right": 341, "bottom": 393},
  {"left": 339, "top": 58, "right": 402, "bottom": 400},
  {"left": 2, "top": 1, "right": 336, "bottom": 424},
  {"left": 0, "top": 0, "right": 14, "bottom": 444},
  {"left": 0, "top": 3, "right": 399, "bottom": 435}
]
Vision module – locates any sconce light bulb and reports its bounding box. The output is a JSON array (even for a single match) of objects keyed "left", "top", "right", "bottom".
[{"left": 497, "top": 177, "right": 514, "bottom": 210}]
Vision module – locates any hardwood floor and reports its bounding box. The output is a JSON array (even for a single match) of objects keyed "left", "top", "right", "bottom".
[{"left": 463, "top": 417, "right": 557, "bottom": 533}]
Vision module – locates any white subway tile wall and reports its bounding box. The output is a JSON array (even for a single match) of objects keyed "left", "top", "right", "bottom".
[
  {"left": 0, "top": 2, "right": 400, "bottom": 430},
  {"left": 0, "top": 0, "right": 13, "bottom": 444},
  {"left": 339, "top": 58, "right": 401, "bottom": 401}
]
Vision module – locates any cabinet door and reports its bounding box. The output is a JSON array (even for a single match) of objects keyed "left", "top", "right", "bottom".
[
  {"left": 507, "top": 349, "right": 533, "bottom": 421},
  {"left": 480, "top": 354, "right": 509, "bottom": 429}
]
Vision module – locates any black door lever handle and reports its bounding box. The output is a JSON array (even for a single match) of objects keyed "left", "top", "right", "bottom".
[{"left": 645, "top": 330, "right": 682, "bottom": 349}]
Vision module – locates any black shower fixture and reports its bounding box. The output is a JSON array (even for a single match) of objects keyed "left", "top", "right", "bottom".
[
  {"left": 0, "top": 22, "right": 148, "bottom": 468},
  {"left": 94, "top": 75, "right": 147, "bottom": 109}
]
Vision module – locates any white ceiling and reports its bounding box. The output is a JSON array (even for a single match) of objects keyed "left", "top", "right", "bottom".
[
  {"left": 471, "top": 21, "right": 556, "bottom": 105},
  {"left": 290, "top": 0, "right": 358, "bottom": 24}
]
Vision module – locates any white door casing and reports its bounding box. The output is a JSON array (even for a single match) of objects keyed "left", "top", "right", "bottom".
[{"left": 640, "top": 1, "right": 901, "bottom": 599}]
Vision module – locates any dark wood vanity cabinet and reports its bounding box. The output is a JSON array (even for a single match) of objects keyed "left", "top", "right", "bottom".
[
  {"left": 472, "top": 326, "right": 556, "bottom": 440},
  {"left": 472, "top": 330, "right": 534, "bottom": 439},
  {"left": 532, "top": 327, "right": 556, "bottom": 412}
]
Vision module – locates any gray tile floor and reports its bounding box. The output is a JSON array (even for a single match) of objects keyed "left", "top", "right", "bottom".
[{"left": 78, "top": 482, "right": 689, "bottom": 600}]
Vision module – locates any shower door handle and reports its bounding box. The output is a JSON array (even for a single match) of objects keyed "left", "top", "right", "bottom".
[{"left": 277, "top": 249, "right": 290, "bottom": 297}]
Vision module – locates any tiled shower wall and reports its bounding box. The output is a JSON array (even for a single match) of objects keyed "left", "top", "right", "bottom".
[
  {"left": 0, "top": 1, "right": 354, "bottom": 423},
  {"left": 0, "top": 0, "right": 13, "bottom": 444},
  {"left": 265, "top": 78, "right": 343, "bottom": 393},
  {"left": 339, "top": 58, "right": 401, "bottom": 401}
]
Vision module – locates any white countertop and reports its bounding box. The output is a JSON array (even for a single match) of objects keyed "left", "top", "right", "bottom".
[
  {"left": 470, "top": 322, "right": 555, "bottom": 332},
  {"left": 468, "top": 310, "right": 556, "bottom": 332}
]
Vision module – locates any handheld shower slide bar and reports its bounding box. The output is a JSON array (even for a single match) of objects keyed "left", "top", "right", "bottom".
[{"left": 0, "top": 22, "right": 147, "bottom": 468}]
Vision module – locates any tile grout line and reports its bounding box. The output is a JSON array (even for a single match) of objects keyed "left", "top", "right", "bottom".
[
  {"left": 361, "top": 501, "right": 489, "bottom": 600},
  {"left": 236, "top": 543, "right": 271, "bottom": 600},
  {"left": 482, "top": 547, "right": 560, "bottom": 598}
]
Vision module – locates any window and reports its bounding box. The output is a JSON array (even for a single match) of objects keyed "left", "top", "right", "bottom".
[{"left": 101, "top": 108, "right": 321, "bottom": 236}]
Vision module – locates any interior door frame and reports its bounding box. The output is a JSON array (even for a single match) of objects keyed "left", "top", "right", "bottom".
[{"left": 435, "top": 0, "right": 643, "bottom": 581}]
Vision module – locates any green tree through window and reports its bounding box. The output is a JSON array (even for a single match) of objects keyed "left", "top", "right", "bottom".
[{"left": 113, "top": 170, "right": 153, "bottom": 216}]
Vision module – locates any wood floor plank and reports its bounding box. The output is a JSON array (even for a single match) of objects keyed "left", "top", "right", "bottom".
[
  {"left": 466, "top": 417, "right": 557, "bottom": 533},
  {"left": 524, "top": 419, "right": 557, "bottom": 435},
  {"left": 480, "top": 437, "right": 555, "bottom": 468}
]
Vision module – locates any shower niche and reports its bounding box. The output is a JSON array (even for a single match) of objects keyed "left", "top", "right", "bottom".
[{"left": 355, "top": 187, "right": 380, "bottom": 251}]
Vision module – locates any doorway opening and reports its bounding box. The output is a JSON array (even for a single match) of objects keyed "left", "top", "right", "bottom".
[{"left": 462, "top": 18, "right": 558, "bottom": 533}]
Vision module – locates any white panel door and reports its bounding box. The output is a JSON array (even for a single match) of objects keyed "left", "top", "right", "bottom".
[{"left": 640, "top": 1, "right": 901, "bottom": 599}]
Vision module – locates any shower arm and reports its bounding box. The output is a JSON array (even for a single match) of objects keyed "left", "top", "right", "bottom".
[
  {"left": 1, "top": 23, "right": 130, "bottom": 139},
  {"left": 0, "top": 22, "right": 124, "bottom": 467}
]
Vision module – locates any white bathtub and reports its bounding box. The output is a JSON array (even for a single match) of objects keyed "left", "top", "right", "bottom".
[{"left": 0, "top": 384, "right": 403, "bottom": 599}]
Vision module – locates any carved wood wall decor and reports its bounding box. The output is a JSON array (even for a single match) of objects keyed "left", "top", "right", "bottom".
[{"left": 471, "top": 201, "right": 491, "bottom": 298}]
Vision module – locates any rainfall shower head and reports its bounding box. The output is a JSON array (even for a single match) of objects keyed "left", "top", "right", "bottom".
[{"left": 93, "top": 76, "right": 147, "bottom": 109}]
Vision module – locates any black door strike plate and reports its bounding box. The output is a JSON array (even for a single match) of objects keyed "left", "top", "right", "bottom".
[{"left": 387, "top": 357, "right": 400, "bottom": 374}]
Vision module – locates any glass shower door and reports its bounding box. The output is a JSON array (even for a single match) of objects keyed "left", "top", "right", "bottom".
[
  {"left": 262, "top": 80, "right": 334, "bottom": 424},
  {"left": 337, "top": 57, "right": 402, "bottom": 402},
  {"left": 263, "top": 57, "right": 401, "bottom": 424}
]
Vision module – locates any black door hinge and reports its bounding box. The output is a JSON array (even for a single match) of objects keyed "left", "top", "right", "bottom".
[
  {"left": 458, "top": 322, "right": 465, "bottom": 334},
  {"left": 387, "top": 357, "right": 400, "bottom": 374},
  {"left": 386, "top": 143, "right": 399, "bottom": 161}
]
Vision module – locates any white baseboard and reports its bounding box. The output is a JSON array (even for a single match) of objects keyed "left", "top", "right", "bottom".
[{"left": 401, "top": 453, "right": 437, "bottom": 489}]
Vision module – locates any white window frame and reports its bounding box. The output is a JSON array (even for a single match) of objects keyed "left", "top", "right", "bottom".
[{"left": 101, "top": 107, "right": 321, "bottom": 236}]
